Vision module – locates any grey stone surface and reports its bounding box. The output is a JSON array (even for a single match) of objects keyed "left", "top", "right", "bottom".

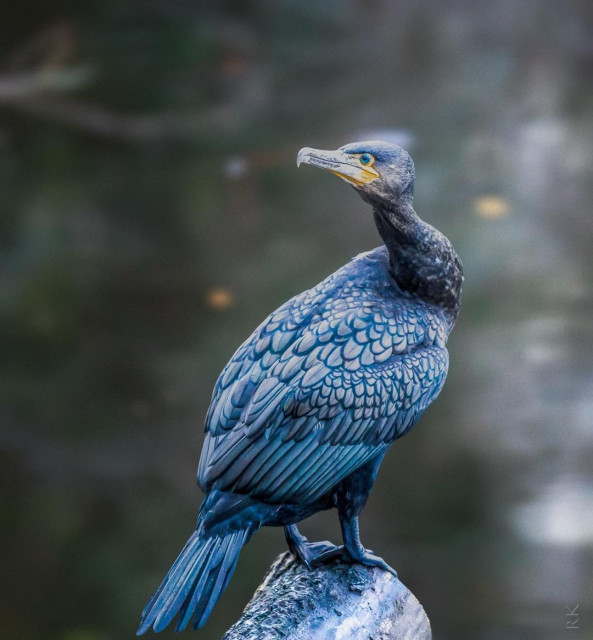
[{"left": 223, "top": 552, "right": 431, "bottom": 640}]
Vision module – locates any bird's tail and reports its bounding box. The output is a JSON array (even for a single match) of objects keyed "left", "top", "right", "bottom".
[{"left": 137, "top": 526, "right": 250, "bottom": 634}]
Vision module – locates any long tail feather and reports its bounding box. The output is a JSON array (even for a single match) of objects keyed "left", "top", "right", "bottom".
[{"left": 137, "top": 527, "right": 249, "bottom": 635}]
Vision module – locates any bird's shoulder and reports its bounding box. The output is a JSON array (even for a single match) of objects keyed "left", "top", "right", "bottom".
[
  {"left": 198, "top": 248, "right": 452, "bottom": 499},
  {"left": 204, "top": 247, "right": 448, "bottom": 434}
]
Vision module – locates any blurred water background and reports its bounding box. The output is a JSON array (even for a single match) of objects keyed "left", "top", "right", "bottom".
[{"left": 1, "top": 1, "right": 593, "bottom": 639}]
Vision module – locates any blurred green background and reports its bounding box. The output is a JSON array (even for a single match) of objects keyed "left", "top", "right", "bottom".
[{"left": 2, "top": 1, "right": 593, "bottom": 639}]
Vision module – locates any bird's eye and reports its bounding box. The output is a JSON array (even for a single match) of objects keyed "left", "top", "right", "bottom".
[{"left": 360, "top": 153, "right": 373, "bottom": 166}]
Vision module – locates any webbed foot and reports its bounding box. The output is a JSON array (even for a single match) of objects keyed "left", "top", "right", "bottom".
[
  {"left": 306, "top": 542, "right": 345, "bottom": 567},
  {"left": 339, "top": 514, "right": 398, "bottom": 576},
  {"left": 284, "top": 525, "right": 342, "bottom": 569},
  {"left": 342, "top": 546, "right": 398, "bottom": 576}
]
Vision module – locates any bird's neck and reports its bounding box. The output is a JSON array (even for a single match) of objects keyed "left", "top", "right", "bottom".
[{"left": 373, "top": 200, "right": 463, "bottom": 324}]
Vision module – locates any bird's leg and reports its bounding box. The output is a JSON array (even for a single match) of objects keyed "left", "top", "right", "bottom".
[
  {"left": 284, "top": 524, "right": 342, "bottom": 569},
  {"left": 284, "top": 525, "right": 308, "bottom": 564},
  {"left": 339, "top": 514, "right": 397, "bottom": 576}
]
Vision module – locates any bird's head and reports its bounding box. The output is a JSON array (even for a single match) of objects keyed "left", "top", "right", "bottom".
[{"left": 297, "top": 140, "right": 415, "bottom": 208}]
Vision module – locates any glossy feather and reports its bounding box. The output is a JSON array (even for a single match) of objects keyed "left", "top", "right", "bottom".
[{"left": 197, "top": 247, "right": 449, "bottom": 503}]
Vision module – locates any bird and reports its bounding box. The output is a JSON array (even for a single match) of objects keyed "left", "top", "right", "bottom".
[{"left": 137, "top": 140, "right": 463, "bottom": 634}]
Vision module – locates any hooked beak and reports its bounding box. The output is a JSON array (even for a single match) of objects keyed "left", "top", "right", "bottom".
[{"left": 296, "top": 147, "right": 379, "bottom": 187}]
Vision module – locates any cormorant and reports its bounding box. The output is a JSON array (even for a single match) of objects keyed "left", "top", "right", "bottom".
[{"left": 137, "top": 141, "right": 463, "bottom": 634}]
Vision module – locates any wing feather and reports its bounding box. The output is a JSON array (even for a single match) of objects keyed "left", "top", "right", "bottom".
[{"left": 197, "top": 249, "right": 450, "bottom": 503}]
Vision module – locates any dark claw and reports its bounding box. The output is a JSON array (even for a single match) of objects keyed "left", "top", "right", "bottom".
[{"left": 344, "top": 547, "right": 398, "bottom": 576}]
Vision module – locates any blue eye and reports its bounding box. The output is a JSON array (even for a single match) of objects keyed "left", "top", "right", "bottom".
[{"left": 360, "top": 153, "right": 372, "bottom": 165}]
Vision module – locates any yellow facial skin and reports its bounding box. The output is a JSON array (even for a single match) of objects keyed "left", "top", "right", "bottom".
[
  {"left": 297, "top": 147, "right": 380, "bottom": 187},
  {"left": 331, "top": 155, "right": 380, "bottom": 186}
]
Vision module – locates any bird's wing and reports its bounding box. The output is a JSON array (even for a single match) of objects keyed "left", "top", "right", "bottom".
[{"left": 198, "top": 294, "right": 448, "bottom": 504}]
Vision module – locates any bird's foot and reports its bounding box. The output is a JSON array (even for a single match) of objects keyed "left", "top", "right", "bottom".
[
  {"left": 285, "top": 525, "right": 343, "bottom": 569},
  {"left": 343, "top": 546, "right": 398, "bottom": 577},
  {"left": 305, "top": 542, "right": 345, "bottom": 567},
  {"left": 291, "top": 539, "right": 344, "bottom": 569},
  {"left": 290, "top": 538, "right": 396, "bottom": 576}
]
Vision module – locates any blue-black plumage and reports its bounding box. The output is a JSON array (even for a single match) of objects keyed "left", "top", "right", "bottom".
[{"left": 137, "top": 141, "right": 463, "bottom": 633}]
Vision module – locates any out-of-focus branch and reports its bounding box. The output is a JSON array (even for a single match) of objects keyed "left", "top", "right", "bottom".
[
  {"left": 0, "top": 66, "right": 235, "bottom": 144},
  {"left": 12, "top": 98, "right": 240, "bottom": 143},
  {"left": 11, "top": 98, "right": 195, "bottom": 143},
  {"left": 0, "top": 67, "right": 94, "bottom": 101}
]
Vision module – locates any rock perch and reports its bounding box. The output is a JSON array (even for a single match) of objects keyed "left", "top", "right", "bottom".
[{"left": 223, "top": 552, "right": 432, "bottom": 640}]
